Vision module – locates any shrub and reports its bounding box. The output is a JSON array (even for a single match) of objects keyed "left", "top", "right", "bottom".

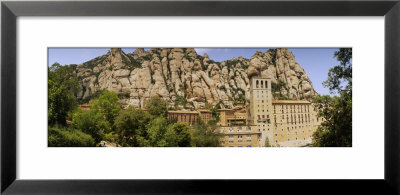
[
  {"left": 191, "top": 119, "right": 220, "bottom": 147},
  {"left": 71, "top": 110, "right": 110, "bottom": 143},
  {"left": 90, "top": 91, "right": 122, "bottom": 127},
  {"left": 145, "top": 96, "right": 168, "bottom": 117},
  {"left": 115, "top": 107, "right": 152, "bottom": 146},
  {"left": 48, "top": 127, "right": 95, "bottom": 147}
]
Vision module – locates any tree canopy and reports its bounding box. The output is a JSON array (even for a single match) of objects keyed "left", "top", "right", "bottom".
[
  {"left": 48, "top": 63, "right": 80, "bottom": 125},
  {"left": 90, "top": 90, "right": 122, "bottom": 127},
  {"left": 145, "top": 96, "right": 168, "bottom": 117},
  {"left": 71, "top": 109, "right": 110, "bottom": 143},
  {"left": 191, "top": 119, "right": 220, "bottom": 147},
  {"left": 312, "top": 48, "right": 352, "bottom": 147},
  {"left": 323, "top": 48, "right": 352, "bottom": 95},
  {"left": 115, "top": 107, "right": 192, "bottom": 147},
  {"left": 115, "top": 107, "right": 152, "bottom": 146},
  {"left": 48, "top": 126, "right": 95, "bottom": 147}
]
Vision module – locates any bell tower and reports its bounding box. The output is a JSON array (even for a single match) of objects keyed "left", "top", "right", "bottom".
[{"left": 249, "top": 77, "right": 274, "bottom": 146}]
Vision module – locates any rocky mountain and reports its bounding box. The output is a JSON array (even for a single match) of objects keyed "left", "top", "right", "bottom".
[{"left": 73, "top": 48, "right": 317, "bottom": 109}]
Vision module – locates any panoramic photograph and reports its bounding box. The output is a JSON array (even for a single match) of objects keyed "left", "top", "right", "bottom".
[{"left": 48, "top": 47, "right": 352, "bottom": 147}]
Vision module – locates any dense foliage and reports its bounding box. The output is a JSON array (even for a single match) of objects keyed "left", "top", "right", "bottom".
[
  {"left": 115, "top": 100, "right": 194, "bottom": 147},
  {"left": 145, "top": 96, "right": 168, "bottom": 117},
  {"left": 48, "top": 63, "right": 80, "bottom": 125},
  {"left": 90, "top": 90, "right": 122, "bottom": 127},
  {"left": 312, "top": 48, "right": 352, "bottom": 147},
  {"left": 115, "top": 107, "right": 152, "bottom": 146},
  {"left": 48, "top": 127, "right": 95, "bottom": 147},
  {"left": 47, "top": 60, "right": 221, "bottom": 147},
  {"left": 191, "top": 119, "right": 220, "bottom": 147},
  {"left": 71, "top": 109, "right": 111, "bottom": 143}
]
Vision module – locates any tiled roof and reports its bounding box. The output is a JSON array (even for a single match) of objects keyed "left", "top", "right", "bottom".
[
  {"left": 168, "top": 110, "right": 199, "bottom": 114},
  {"left": 198, "top": 109, "right": 212, "bottom": 113},
  {"left": 218, "top": 109, "right": 234, "bottom": 111},
  {"left": 271, "top": 100, "right": 311, "bottom": 104}
]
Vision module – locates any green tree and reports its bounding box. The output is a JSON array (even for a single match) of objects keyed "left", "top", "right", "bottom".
[
  {"left": 114, "top": 107, "right": 152, "bottom": 146},
  {"left": 90, "top": 91, "right": 122, "bottom": 127},
  {"left": 140, "top": 118, "right": 192, "bottom": 147},
  {"left": 323, "top": 48, "right": 352, "bottom": 94},
  {"left": 167, "top": 122, "right": 192, "bottom": 147},
  {"left": 145, "top": 96, "right": 168, "bottom": 117},
  {"left": 48, "top": 63, "right": 80, "bottom": 126},
  {"left": 48, "top": 126, "right": 95, "bottom": 147},
  {"left": 312, "top": 48, "right": 352, "bottom": 147},
  {"left": 142, "top": 117, "right": 170, "bottom": 147},
  {"left": 191, "top": 119, "right": 220, "bottom": 147},
  {"left": 71, "top": 110, "right": 110, "bottom": 143},
  {"left": 48, "top": 63, "right": 80, "bottom": 95}
]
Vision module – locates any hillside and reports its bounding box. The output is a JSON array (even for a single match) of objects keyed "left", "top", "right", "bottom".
[{"left": 73, "top": 48, "right": 317, "bottom": 109}]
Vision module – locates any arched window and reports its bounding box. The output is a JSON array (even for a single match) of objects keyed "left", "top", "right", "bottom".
[
  {"left": 256, "top": 80, "right": 259, "bottom": 88},
  {"left": 261, "top": 80, "right": 264, "bottom": 88},
  {"left": 265, "top": 80, "right": 268, "bottom": 88}
]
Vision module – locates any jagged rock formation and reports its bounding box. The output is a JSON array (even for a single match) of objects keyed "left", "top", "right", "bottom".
[{"left": 74, "top": 48, "right": 317, "bottom": 109}]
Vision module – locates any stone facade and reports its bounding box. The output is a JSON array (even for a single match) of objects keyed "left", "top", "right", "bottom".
[
  {"left": 248, "top": 77, "right": 274, "bottom": 146},
  {"left": 248, "top": 77, "right": 323, "bottom": 147},
  {"left": 217, "top": 77, "right": 323, "bottom": 147},
  {"left": 271, "top": 100, "right": 323, "bottom": 146},
  {"left": 198, "top": 109, "right": 213, "bottom": 124},
  {"left": 167, "top": 110, "right": 199, "bottom": 126},
  {"left": 167, "top": 109, "right": 214, "bottom": 126},
  {"left": 217, "top": 125, "right": 261, "bottom": 147}
]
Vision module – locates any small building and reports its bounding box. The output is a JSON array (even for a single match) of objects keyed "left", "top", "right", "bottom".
[
  {"left": 167, "top": 110, "right": 199, "bottom": 126},
  {"left": 218, "top": 125, "right": 261, "bottom": 147},
  {"left": 218, "top": 107, "right": 248, "bottom": 126},
  {"left": 218, "top": 109, "right": 235, "bottom": 126},
  {"left": 198, "top": 109, "right": 213, "bottom": 124}
]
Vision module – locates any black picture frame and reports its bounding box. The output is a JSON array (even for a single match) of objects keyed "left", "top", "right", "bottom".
[{"left": 1, "top": 0, "right": 399, "bottom": 194}]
